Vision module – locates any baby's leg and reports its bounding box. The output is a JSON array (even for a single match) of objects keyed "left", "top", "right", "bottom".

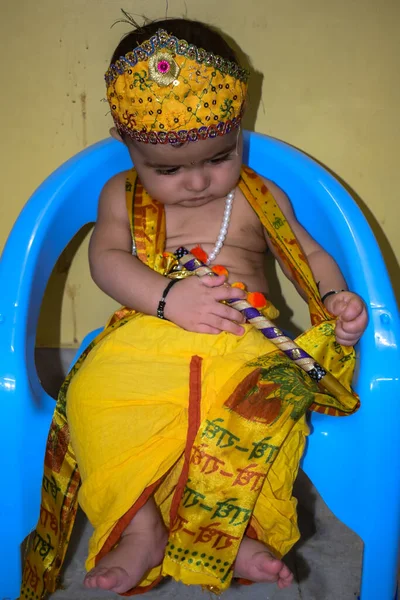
[
  {"left": 232, "top": 418, "right": 309, "bottom": 590},
  {"left": 84, "top": 496, "right": 168, "bottom": 593}
]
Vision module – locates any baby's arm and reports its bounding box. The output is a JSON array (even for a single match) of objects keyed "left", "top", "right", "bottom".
[
  {"left": 89, "top": 174, "right": 246, "bottom": 334},
  {"left": 264, "top": 180, "right": 368, "bottom": 346}
]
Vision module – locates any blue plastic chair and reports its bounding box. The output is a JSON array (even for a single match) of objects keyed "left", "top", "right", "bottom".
[{"left": 1, "top": 132, "right": 399, "bottom": 599}]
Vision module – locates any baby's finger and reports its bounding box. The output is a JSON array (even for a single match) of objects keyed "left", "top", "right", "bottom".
[
  {"left": 213, "top": 285, "right": 247, "bottom": 302},
  {"left": 207, "top": 315, "right": 245, "bottom": 336},
  {"left": 200, "top": 274, "right": 226, "bottom": 288},
  {"left": 335, "top": 335, "right": 359, "bottom": 347},
  {"left": 338, "top": 305, "right": 368, "bottom": 332},
  {"left": 325, "top": 296, "right": 348, "bottom": 317},
  {"left": 335, "top": 327, "right": 358, "bottom": 342},
  {"left": 335, "top": 324, "right": 361, "bottom": 346},
  {"left": 214, "top": 303, "right": 246, "bottom": 323},
  {"left": 340, "top": 297, "right": 365, "bottom": 322}
]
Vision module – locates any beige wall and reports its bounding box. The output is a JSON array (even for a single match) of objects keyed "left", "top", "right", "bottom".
[{"left": 1, "top": 0, "right": 399, "bottom": 347}]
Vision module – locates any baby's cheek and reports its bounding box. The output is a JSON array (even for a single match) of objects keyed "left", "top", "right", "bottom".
[
  {"left": 144, "top": 176, "right": 180, "bottom": 204},
  {"left": 218, "top": 160, "right": 241, "bottom": 188}
]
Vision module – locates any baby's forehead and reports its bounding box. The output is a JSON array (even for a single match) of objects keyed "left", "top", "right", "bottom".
[{"left": 133, "top": 131, "right": 238, "bottom": 166}]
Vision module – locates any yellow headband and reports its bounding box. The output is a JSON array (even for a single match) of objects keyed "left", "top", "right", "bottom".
[{"left": 105, "top": 28, "right": 249, "bottom": 144}]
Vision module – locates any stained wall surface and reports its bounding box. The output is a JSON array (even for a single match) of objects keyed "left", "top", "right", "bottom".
[{"left": 1, "top": 0, "right": 398, "bottom": 346}]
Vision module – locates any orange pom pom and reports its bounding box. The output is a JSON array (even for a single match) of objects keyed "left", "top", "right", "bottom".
[
  {"left": 247, "top": 292, "right": 267, "bottom": 309},
  {"left": 190, "top": 245, "right": 208, "bottom": 263},
  {"left": 232, "top": 282, "right": 247, "bottom": 290},
  {"left": 211, "top": 265, "right": 229, "bottom": 277}
]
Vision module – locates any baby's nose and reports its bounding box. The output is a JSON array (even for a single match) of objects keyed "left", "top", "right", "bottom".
[{"left": 186, "top": 168, "right": 210, "bottom": 192}]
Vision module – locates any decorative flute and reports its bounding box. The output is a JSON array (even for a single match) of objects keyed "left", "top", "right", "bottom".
[{"left": 175, "top": 247, "right": 353, "bottom": 403}]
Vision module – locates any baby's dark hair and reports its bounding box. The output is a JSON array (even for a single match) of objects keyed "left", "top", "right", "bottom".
[{"left": 110, "top": 17, "right": 238, "bottom": 65}]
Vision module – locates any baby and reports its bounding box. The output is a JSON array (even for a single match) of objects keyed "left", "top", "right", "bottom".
[{"left": 20, "top": 16, "right": 367, "bottom": 599}]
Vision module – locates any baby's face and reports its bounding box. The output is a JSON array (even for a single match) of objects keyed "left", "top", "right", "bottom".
[{"left": 126, "top": 130, "right": 243, "bottom": 207}]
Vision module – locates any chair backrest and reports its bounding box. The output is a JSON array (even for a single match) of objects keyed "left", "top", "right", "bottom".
[{"left": 1, "top": 132, "right": 399, "bottom": 539}]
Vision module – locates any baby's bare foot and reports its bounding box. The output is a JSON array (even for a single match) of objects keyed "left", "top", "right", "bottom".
[
  {"left": 84, "top": 499, "right": 168, "bottom": 593},
  {"left": 234, "top": 536, "right": 293, "bottom": 589},
  {"left": 84, "top": 564, "right": 132, "bottom": 593}
]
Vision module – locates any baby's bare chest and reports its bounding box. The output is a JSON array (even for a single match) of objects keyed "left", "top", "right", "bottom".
[{"left": 164, "top": 192, "right": 265, "bottom": 252}]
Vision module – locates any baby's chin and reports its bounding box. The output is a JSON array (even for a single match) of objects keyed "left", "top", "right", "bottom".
[{"left": 179, "top": 195, "right": 216, "bottom": 207}]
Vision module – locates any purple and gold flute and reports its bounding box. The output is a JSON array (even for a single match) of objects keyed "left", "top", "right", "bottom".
[{"left": 175, "top": 247, "right": 354, "bottom": 403}]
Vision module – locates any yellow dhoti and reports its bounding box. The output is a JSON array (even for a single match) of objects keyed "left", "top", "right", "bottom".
[
  {"left": 20, "top": 166, "right": 359, "bottom": 598},
  {"left": 67, "top": 316, "right": 308, "bottom": 590}
]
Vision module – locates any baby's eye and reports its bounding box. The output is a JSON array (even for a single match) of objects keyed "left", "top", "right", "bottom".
[
  {"left": 156, "top": 167, "right": 180, "bottom": 176},
  {"left": 208, "top": 153, "right": 233, "bottom": 165}
]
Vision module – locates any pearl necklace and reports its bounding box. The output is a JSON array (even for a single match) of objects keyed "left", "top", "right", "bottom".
[
  {"left": 131, "top": 189, "right": 235, "bottom": 263},
  {"left": 206, "top": 189, "right": 235, "bottom": 264}
]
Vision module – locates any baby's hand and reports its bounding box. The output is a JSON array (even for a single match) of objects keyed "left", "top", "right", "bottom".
[
  {"left": 164, "top": 275, "right": 246, "bottom": 335},
  {"left": 324, "top": 291, "right": 368, "bottom": 346}
]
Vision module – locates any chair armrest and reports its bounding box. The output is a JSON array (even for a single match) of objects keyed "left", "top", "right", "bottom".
[{"left": 0, "top": 139, "right": 130, "bottom": 398}]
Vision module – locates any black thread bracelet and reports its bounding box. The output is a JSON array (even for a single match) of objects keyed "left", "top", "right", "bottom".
[
  {"left": 321, "top": 289, "right": 346, "bottom": 304},
  {"left": 157, "top": 279, "right": 181, "bottom": 320}
]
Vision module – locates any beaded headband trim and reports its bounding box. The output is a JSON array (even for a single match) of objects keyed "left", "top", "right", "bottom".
[{"left": 105, "top": 28, "right": 249, "bottom": 144}]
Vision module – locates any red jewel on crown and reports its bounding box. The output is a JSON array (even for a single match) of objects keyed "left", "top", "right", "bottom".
[
  {"left": 157, "top": 60, "right": 171, "bottom": 74},
  {"left": 148, "top": 51, "right": 180, "bottom": 87}
]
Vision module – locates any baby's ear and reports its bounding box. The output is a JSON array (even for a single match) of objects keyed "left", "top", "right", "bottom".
[{"left": 109, "top": 127, "right": 124, "bottom": 143}]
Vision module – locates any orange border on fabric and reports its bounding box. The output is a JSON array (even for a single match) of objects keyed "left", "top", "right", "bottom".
[
  {"left": 92, "top": 355, "right": 203, "bottom": 596},
  {"left": 94, "top": 479, "right": 163, "bottom": 596},
  {"left": 169, "top": 355, "right": 203, "bottom": 524}
]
